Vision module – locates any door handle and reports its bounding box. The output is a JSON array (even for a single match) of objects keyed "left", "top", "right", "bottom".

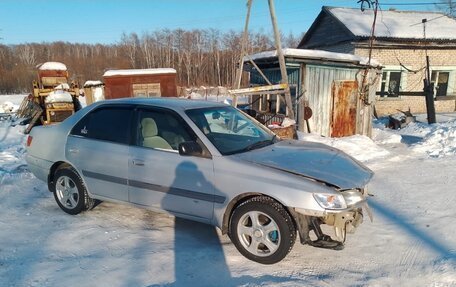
[
  {"left": 132, "top": 159, "right": 145, "bottom": 166},
  {"left": 68, "top": 148, "right": 79, "bottom": 154}
]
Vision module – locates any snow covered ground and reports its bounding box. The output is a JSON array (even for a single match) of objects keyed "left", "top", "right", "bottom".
[{"left": 0, "top": 94, "right": 455, "bottom": 287}]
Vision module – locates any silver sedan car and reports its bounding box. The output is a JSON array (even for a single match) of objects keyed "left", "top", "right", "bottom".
[{"left": 26, "top": 98, "right": 373, "bottom": 264}]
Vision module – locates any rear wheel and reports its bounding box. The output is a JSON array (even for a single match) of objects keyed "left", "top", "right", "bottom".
[
  {"left": 52, "top": 167, "right": 94, "bottom": 215},
  {"left": 229, "top": 196, "right": 296, "bottom": 264}
]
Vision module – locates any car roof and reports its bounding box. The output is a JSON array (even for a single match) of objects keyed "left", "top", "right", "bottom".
[{"left": 92, "top": 97, "right": 229, "bottom": 111}]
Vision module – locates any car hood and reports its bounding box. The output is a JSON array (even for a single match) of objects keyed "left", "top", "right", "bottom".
[{"left": 235, "top": 140, "right": 374, "bottom": 189}]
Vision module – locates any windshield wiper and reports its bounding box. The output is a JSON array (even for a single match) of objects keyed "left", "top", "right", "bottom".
[{"left": 233, "top": 137, "right": 276, "bottom": 154}]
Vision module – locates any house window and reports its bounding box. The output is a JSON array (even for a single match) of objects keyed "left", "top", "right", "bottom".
[
  {"left": 380, "top": 71, "right": 402, "bottom": 97},
  {"left": 132, "top": 83, "right": 161, "bottom": 97},
  {"left": 431, "top": 71, "right": 449, "bottom": 97}
]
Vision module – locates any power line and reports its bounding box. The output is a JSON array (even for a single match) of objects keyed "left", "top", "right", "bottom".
[
  {"left": 381, "top": 2, "right": 452, "bottom": 5},
  {"left": 410, "top": 14, "right": 448, "bottom": 26}
]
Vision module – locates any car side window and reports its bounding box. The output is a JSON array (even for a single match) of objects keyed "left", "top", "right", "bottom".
[
  {"left": 71, "top": 107, "right": 132, "bottom": 145},
  {"left": 135, "top": 109, "right": 196, "bottom": 151}
]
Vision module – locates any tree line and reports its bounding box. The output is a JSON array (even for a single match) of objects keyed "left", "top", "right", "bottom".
[{"left": 0, "top": 29, "right": 302, "bottom": 94}]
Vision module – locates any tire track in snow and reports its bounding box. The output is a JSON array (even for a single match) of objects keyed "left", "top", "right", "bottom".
[
  {"left": 399, "top": 238, "right": 422, "bottom": 266},
  {"left": 398, "top": 238, "right": 428, "bottom": 281}
]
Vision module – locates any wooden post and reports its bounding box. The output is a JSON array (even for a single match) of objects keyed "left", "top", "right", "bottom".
[
  {"left": 424, "top": 55, "right": 436, "bottom": 124},
  {"left": 268, "top": 0, "right": 295, "bottom": 119},
  {"left": 232, "top": 0, "right": 252, "bottom": 107},
  {"left": 422, "top": 18, "right": 436, "bottom": 124}
]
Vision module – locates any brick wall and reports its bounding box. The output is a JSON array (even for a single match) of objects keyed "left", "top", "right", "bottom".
[
  {"left": 355, "top": 47, "right": 456, "bottom": 115},
  {"left": 374, "top": 96, "right": 456, "bottom": 115}
]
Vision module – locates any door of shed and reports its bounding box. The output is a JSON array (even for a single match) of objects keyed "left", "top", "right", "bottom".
[{"left": 330, "top": 80, "right": 358, "bottom": 137}]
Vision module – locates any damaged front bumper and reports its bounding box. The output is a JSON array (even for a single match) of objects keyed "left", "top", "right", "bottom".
[{"left": 292, "top": 189, "right": 373, "bottom": 246}]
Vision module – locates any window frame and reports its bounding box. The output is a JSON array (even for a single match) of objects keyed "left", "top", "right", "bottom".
[
  {"left": 430, "top": 67, "right": 456, "bottom": 97},
  {"left": 378, "top": 68, "right": 406, "bottom": 98},
  {"left": 132, "top": 105, "right": 212, "bottom": 158},
  {"left": 69, "top": 104, "right": 134, "bottom": 146}
]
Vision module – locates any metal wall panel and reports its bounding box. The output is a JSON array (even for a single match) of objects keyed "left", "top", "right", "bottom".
[
  {"left": 250, "top": 67, "right": 300, "bottom": 86},
  {"left": 331, "top": 80, "right": 358, "bottom": 137},
  {"left": 304, "top": 65, "right": 359, "bottom": 136}
]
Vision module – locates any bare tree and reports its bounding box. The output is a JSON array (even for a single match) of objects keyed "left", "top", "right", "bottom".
[
  {"left": 0, "top": 28, "right": 301, "bottom": 93},
  {"left": 17, "top": 44, "right": 36, "bottom": 66},
  {"left": 120, "top": 32, "right": 140, "bottom": 68}
]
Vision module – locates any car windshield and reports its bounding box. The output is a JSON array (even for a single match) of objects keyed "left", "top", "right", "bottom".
[{"left": 186, "top": 106, "right": 277, "bottom": 155}]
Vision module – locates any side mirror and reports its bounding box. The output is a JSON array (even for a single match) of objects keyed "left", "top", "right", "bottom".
[{"left": 178, "top": 141, "right": 203, "bottom": 157}]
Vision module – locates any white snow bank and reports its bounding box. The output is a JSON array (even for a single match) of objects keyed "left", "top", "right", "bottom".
[
  {"left": 412, "top": 120, "right": 456, "bottom": 157},
  {"left": 0, "top": 95, "right": 25, "bottom": 113},
  {"left": 45, "top": 90, "right": 73, "bottom": 103},
  {"left": 0, "top": 124, "right": 27, "bottom": 179},
  {"left": 0, "top": 102, "right": 16, "bottom": 113},
  {"left": 298, "top": 132, "right": 390, "bottom": 162},
  {"left": 84, "top": 80, "right": 104, "bottom": 87},
  {"left": 0, "top": 95, "right": 27, "bottom": 105},
  {"left": 393, "top": 121, "right": 434, "bottom": 138},
  {"left": 38, "top": 62, "right": 67, "bottom": 71},
  {"left": 372, "top": 128, "right": 403, "bottom": 145},
  {"left": 246, "top": 48, "right": 382, "bottom": 67},
  {"left": 103, "top": 68, "right": 176, "bottom": 77},
  {"left": 373, "top": 117, "right": 456, "bottom": 158}
]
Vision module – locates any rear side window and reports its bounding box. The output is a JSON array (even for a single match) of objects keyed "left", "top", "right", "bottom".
[{"left": 71, "top": 107, "right": 132, "bottom": 145}]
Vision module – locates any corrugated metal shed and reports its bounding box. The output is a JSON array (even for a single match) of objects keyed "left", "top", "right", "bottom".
[{"left": 246, "top": 49, "right": 381, "bottom": 138}]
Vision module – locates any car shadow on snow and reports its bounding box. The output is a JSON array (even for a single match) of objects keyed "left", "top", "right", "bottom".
[
  {"left": 369, "top": 199, "right": 456, "bottom": 263},
  {"left": 151, "top": 161, "right": 306, "bottom": 287},
  {"left": 148, "top": 218, "right": 306, "bottom": 287}
]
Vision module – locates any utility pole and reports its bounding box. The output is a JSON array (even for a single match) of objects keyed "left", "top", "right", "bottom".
[
  {"left": 232, "top": 0, "right": 295, "bottom": 120},
  {"left": 422, "top": 18, "right": 436, "bottom": 124},
  {"left": 268, "top": 0, "right": 295, "bottom": 119},
  {"left": 232, "top": 0, "right": 252, "bottom": 107}
]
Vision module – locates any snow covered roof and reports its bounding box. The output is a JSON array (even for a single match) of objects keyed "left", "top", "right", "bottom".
[
  {"left": 38, "top": 62, "right": 67, "bottom": 71},
  {"left": 327, "top": 7, "right": 456, "bottom": 40},
  {"left": 84, "top": 80, "right": 104, "bottom": 87},
  {"left": 246, "top": 48, "right": 382, "bottom": 67},
  {"left": 103, "top": 68, "right": 177, "bottom": 77}
]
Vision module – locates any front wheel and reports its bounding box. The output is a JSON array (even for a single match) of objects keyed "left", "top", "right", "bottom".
[
  {"left": 52, "top": 167, "right": 94, "bottom": 215},
  {"left": 229, "top": 196, "right": 296, "bottom": 264}
]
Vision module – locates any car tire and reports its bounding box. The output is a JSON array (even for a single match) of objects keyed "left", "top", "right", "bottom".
[
  {"left": 229, "top": 196, "right": 296, "bottom": 264},
  {"left": 52, "top": 167, "right": 94, "bottom": 215}
]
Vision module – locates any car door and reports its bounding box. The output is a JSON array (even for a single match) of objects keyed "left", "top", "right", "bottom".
[
  {"left": 66, "top": 105, "right": 132, "bottom": 202},
  {"left": 128, "top": 107, "right": 218, "bottom": 221}
]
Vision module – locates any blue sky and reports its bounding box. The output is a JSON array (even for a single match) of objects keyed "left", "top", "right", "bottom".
[{"left": 0, "top": 0, "right": 439, "bottom": 44}]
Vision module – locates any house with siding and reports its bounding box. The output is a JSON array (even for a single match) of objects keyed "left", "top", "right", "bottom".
[{"left": 298, "top": 6, "right": 456, "bottom": 115}]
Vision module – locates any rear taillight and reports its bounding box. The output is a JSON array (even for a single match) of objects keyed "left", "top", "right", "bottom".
[{"left": 26, "top": 135, "right": 33, "bottom": 147}]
